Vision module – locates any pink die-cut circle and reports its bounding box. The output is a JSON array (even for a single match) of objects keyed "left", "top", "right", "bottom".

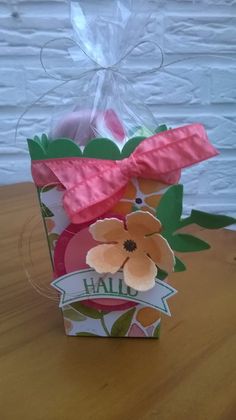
[{"left": 54, "top": 216, "right": 136, "bottom": 312}]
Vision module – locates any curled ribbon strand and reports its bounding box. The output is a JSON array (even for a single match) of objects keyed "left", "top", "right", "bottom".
[{"left": 32, "top": 123, "right": 218, "bottom": 224}]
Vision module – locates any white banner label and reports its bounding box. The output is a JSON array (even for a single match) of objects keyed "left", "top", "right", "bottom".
[{"left": 51, "top": 269, "right": 177, "bottom": 316}]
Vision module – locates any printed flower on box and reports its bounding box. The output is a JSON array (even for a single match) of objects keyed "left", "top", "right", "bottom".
[
  {"left": 112, "top": 178, "right": 169, "bottom": 215},
  {"left": 86, "top": 211, "right": 175, "bottom": 291}
]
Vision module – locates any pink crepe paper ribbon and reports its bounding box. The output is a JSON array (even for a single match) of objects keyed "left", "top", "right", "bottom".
[{"left": 32, "top": 124, "right": 218, "bottom": 224}]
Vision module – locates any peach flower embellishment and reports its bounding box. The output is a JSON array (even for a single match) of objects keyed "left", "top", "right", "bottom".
[{"left": 86, "top": 211, "right": 175, "bottom": 291}]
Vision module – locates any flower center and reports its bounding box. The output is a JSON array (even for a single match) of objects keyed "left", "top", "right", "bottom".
[
  {"left": 123, "top": 239, "right": 137, "bottom": 253},
  {"left": 135, "top": 197, "right": 143, "bottom": 205}
]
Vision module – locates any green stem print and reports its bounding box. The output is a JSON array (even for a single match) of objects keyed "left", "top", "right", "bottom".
[
  {"left": 100, "top": 314, "right": 110, "bottom": 337},
  {"left": 71, "top": 302, "right": 111, "bottom": 336},
  {"left": 71, "top": 303, "right": 136, "bottom": 337}
]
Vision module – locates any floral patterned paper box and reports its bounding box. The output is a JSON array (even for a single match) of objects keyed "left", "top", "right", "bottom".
[
  {"left": 35, "top": 152, "right": 173, "bottom": 338},
  {"left": 27, "top": 125, "right": 235, "bottom": 338}
]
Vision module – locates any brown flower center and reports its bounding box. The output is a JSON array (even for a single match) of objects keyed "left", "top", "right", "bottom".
[
  {"left": 123, "top": 239, "right": 137, "bottom": 253},
  {"left": 135, "top": 197, "right": 143, "bottom": 205}
]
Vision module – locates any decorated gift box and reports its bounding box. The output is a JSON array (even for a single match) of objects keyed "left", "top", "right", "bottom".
[{"left": 25, "top": 1, "right": 235, "bottom": 338}]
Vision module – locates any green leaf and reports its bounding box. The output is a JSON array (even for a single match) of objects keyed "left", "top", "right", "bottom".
[
  {"left": 76, "top": 332, "right": 98, "bottom": 337},
  {"left": 111, "top": 307, "right": 136, "bottom": 337},
  {"left": 47, "top": 139, "right": 82, "bottom": 158},
  {"left": 156, "top": 184, "right": 183, "bottom": 233},
  {"left": 71, "top": 302, "right": 103, "bottom": 319},
  {"left": 155, "top": 124, "right": 168, "bottom": 133},
  {"left": 190, "top": 210, "right": 236, "bottom": 229},
  {"left": 63, "top": 308, "right": 86, "bottom": 322},
  {"left": 169, "top": 234, "right": 210, "bottom": 253},
  {"left": 41, "top": 133, "right": 49, "bottom": 149},
  {"left": 157, "top": 268, "right": 168, "bottom": 281},
  {"left": 33, "top": 135, "right": 41, "bottom": 142},
  {"left": 41, "top": 202, "right": 54, "bottom": 217},
  {"left": 27, "top": 138, "right": 46, "bottom": 160},
  {"left": 158, "top": 257, "right": 186, "bottom": 276},
  {"left": 174, "top": 256, "right": 187, "bottom": 272},
  {"left": 153, "top": 323, "right": 161, "bottom": 338},
  {"left": 83, "top": 138, "right": 121, "bottom": 160},
  {"left": 121, "top": 137, "right": 146, "bottom": 158}
]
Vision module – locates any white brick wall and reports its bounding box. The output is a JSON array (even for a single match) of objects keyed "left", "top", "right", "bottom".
[{"left": 0, "top": 0, "right": 236, "bottom": 218}]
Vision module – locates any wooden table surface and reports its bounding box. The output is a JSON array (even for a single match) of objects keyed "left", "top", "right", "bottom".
[{"left": 0, "top": 183, "right": 236, "bottom": 420}]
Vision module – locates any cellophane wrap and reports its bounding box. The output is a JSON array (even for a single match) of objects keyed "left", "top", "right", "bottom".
[{"left": 48, "top": 0, "right": 160, "bottom": 147}]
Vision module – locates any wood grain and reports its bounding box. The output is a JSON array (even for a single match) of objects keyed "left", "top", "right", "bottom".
[{"left": 0, "top": 183, "right": 236, "bottom": 420}]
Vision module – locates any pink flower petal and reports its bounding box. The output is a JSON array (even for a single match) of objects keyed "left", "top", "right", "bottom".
[{"left": 128, "top": 323, "right": 146, "bottom": 337}]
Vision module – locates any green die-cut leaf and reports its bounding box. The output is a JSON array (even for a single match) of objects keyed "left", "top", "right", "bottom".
[
  {"left": 71, "top": 302, "right": 103, "bottom": 319},
  {"left": 155, "top": 124, "right": 168, "bottom": 133},
  {"left": 157, "top": 268, "right": 168, "bottom": 281},
  {"left": 41, "top": 133, "right": 49, "bottom": 149},
  {"left": 111, "top": 307, "right": 136, "bottom": 337},
  {"left": 83, "top": 138, "right": 121, "bottom": 160},
  {"left": 121, "top": 136, "right": 146, "bottom": 158},
  {"left": 169, "top": 233, "right": 210, "bottom": 253},
  {"left": 76, "top": 332, "right": 98, "bottom": 336},
  {"left": 33, "top": 135, "right": 41, "bottom": 142},
  {"left": 27, "top": 138, "right": 46, "bottom": 160},
  {"left": 47, "top": 139, "right": 82, "bottom": 158},
  {"left": 174, "top": 256, "right": 187, "bottom": 272},
  {"left": 190, "top": 210, "right": 236, "bottom": 229},
  {"left": 156, "top": 184, "right": 183, "bottom": 233}
]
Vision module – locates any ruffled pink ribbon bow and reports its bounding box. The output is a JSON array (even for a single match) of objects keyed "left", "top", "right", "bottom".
[{"left": 32, "top": 124, "right": 218, "bottom": 224}]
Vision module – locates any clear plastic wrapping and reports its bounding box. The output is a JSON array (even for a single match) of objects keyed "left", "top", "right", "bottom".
[
  {"left": 19, "top": 0, "right": 162, "bottom": 148},
  {"left": 50, "top": 0, "right": 160, "bottom": 147}
]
